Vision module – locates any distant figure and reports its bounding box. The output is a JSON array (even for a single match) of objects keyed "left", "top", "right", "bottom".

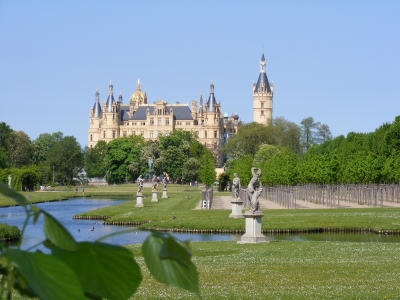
[
  {"left": 75, "top": 187, "right": 78, "bottom": 193},
  {"left": 247, "top": 167, "right": 263, "bottom": 213},
  {"left": 82, "top": 187, "right": 85, "bottom": 195},
  {"left": 8, "top": 175, "right": 11, "bottom": 188},
  {"left": 232, "top": 173, "right": 241, "bottom": 200},
  {"left": 136, "top": 175, "right": 144, "bottom": 194}
]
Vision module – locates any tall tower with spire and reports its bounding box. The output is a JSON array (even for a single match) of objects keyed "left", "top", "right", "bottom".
[{"left": 252, "top": 51, "right": 273, "bottom": 124}]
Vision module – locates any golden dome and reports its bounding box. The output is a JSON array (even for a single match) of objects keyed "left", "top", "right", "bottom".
[{"left": 129, "top": 79, "right": 146, "bottom": 104}]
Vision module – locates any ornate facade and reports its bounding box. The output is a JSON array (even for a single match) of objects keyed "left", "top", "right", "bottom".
[
  {"left": 253, "top": 52, "right": 274, "bottom": 124},
  {"left": 88, "top": 80, "right": 239, "bottom": 165}
]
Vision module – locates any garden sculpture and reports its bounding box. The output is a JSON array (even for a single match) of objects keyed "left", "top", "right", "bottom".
[
  {"left": 136, "top": 175, "right": 144, "bottom": 194},
  {"left": 247, "top": 167, "right": 263, "bottom": 213},
  {"left": 152, "top": 175, "right": 158, "bottom": 191},
  {"left": 232, "top": 173, "right": 241, "bottom": 200}
]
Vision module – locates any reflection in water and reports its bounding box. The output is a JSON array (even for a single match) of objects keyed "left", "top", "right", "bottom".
[{"left": 0, "top": 198, "right": 399, "bottom": 252}]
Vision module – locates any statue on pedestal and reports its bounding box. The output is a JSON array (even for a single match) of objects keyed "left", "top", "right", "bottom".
[
  {"left": 136, "top": 175, "right": 144, "bottom": 195},
  {"left": 152, "top": 175, "right": 158, "bottom": 192},
  {"left": 162, "top": 177, "right": 167, "bottom": 189},
  {"left": 232, "top": 173, "right": 241, "bottom": 199},
  {"left": 8, "top": 175, "right": 11, "bottom": 188},
  {"left": 247, "top": 167, "right": 263, "bottom": 213}
]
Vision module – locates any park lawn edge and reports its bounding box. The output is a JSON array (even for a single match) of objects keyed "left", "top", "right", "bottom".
[{"left": 73, "top": 189, "right": 400, "bottom": 234}]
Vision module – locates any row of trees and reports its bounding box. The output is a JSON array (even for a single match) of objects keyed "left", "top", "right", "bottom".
[
  {"left": 224, "top": 116, "right": 400, "bottom": 186},
  {"left": 0, "top": 123, "right": 84, "bottom": 186},
  {"left": 0, "top": 121, "right": 217, "bottom": 187}
]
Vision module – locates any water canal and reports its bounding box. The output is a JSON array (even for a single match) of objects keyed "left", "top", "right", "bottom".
[{"left": 0, "top": 198, "right": 399, "bottom": 251}]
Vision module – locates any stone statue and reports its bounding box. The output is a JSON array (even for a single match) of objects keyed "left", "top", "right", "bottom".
[
  {"left": 247, "top": 167, "right": 263, "bottom": 213},
  {"left": 148, "top": 157, "right": 153, "bottom": 170},
  {"left": 232, "top": 173, "right": 241, "bottom": 199},
  {"left": 136, "top": 175, "right": 144, "bottom": 194},
  {"left": 8, "top": 175, "right": 11, "bottom": 188},
  {"left": 152, "top": 175, "right": 158, "bottom": 191},
  {"left": 162, "top": 177, "right": 167, "bottom": 189}
]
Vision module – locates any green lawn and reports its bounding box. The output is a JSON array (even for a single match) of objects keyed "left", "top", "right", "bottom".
[
  {"left": 128, "top": 240, "right": 400, "bottom": 299},
  {"left": 75, "top": 185, "right": 400, "bottom": 232}
]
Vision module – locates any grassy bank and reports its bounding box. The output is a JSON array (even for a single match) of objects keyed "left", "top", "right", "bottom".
[
  {"left": 0, "top": 223, "right": 20, "bottom": 241},
  {"left": 0, "top": 184, "right": 206, "bottom": 206},
  {"left": 75, "top": 186, "right": 400, "bottom": 232},
  {"left": 128, "top": 240, "right": 400, "bottom": 299}
]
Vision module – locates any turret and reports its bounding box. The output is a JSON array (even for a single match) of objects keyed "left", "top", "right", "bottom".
[
  {"left": 253, "top": 51, "right": 273, "bottom": 124},
  {"left": 106, "top": 80, "right": 115, "bottom": 112},
  {"left": 206, "top": 82, "right": 216, "bottom": 112},
  {"left": 93, "top": 89, "right": 101, "bottom": 118}
]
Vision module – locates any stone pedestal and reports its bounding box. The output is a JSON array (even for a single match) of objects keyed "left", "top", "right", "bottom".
[
  {"left": 135, "top": 194, "right": 144, "bottom": 207},
  {"left": 151, "top": 191, "right": 158, "bottom": 202},
  {"left": 229, "top": 200, "right": 244, "bottom": 218},
  {"left": 161, "top": 188, "right": 168, "bottom": 198},
  {"left": 238, "top": 211, "right": 267, "bottom": 244}
]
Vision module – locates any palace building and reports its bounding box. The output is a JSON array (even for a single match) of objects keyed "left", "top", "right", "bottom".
[
  {"left": 88, "top": 52, "right": 272, "bottom": 165},
  {"left": 88, "top": 80, "right": 239, "bottom": 165}
]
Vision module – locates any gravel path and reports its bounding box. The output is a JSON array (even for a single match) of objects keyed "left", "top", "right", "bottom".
[{"left": 196, "top": 196, "right": 400, "bottom": 210}]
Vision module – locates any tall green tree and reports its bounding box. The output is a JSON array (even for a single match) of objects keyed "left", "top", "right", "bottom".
[
  {"left": 272, "top": 117, "right": 301, "bottom": 155},
  {"left": 228, "top": 155, "right": 253, "bottom": 186},
  {"left": 220, "top": 122, "right": 276, "bottom": 159},
  {"left": 104, "top": 136, "right": 145, "bottom": 184},
  {"left": 7, "top": 131, "right": 33, "bottom": 168},
  {"left": 182, "top": 158, "right": 201, "bottom": 182},
  {"left": 198, "top": 152, "right": 216, "bottom": 187},
  {"left": 0, "top": 122, "right": 12, "bottom": 167},
  {"left": 46, "top": 136, "right": 84, "bottom": 185},
  {"left": 260, "top": 148, "right": 298, "bottom": 185},
  {"left": 85, "top": 140, "right": 107, "bottom": 177}
]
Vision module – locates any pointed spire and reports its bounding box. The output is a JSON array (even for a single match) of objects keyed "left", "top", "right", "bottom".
[
  {"left": 136, "top": 79, "right": 141, "bottom": 91},
  {"left": 93, "top": 89, "right": 101, "bottom": 118},
  {"left": 207, "top": 82, "right": 216, "bottom": 112},
  {"left": 254, "top": 52, "right": 271, "bottom": 93},
  {"left": 106, "top": 80, "right": 115, "bottom": 112},
  {"left": 119, "top": 91, "right": 123, "bottom": 103},
  {"left": 144, "top": 91, "right": 147, "bottom": 104}
]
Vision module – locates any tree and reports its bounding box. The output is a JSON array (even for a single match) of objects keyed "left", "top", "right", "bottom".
[
  {"left": 316, "top": 124, "right": 332, "bottom": 144},
  {"left": 85, "top": 141, "right": 107, "bottom": 177},
  {"left": 228, "top": 155, "right": 253, "bottom": 186},
  {"left": 300, "top": 117, "right": 332, "bottom": 152},
  {"left": 32, "top": 132, "right": 64, "bottom": 165},
  {"left": 7, "top": 131, "right": 33, "bottom": 168},
  {"left": 104, "top": 136, "right": 145, "bottom": 184},
  {"left": 220, "top": 122, "right": 276, "bottom": 159},
  {"left": 260, "top": 148, "right": 298, "bottom": 185},
  {"left": 0, "top": 122, "right": 12, "bottom": 167},
  {"left": 198, "top": 152, "right": 216, "bottom": 187},
  {"left": 182, "top": 158, "right": 201, "bottom": 183},
  {"left": 253, "top": 144, "right": 283, "bottom": 166},
  {"left": 300, "top": 117, "right": 320, "bottom": 151},
  {"left": 272, "top": 117, "right": 301, "bottom": 155},
  {"left": 46, "top": 136, "right": 84, "bottom": 185},
  {"left": 158, "top": 131, "right": 194, "bottom": 181}
]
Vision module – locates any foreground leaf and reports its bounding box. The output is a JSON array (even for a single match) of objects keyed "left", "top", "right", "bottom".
[
  {"left": 42, "top": 210, "right": 78, "bottom": 251},
  {"left": 52, "top": 242, "right": 142, "bottom": 300},
  {"left": 143, "top": 232, "right": 201, "bottom": 298},
  {"left": 0, "top": 183, "right": 27, "bottom": 206},
  {"left": 5, "top": 249, "right": 86, "bottom": 300}
]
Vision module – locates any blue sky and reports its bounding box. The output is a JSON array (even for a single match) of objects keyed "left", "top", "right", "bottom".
[{"left": 0, "top": 1, "right": 399, "bottom": 147}]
